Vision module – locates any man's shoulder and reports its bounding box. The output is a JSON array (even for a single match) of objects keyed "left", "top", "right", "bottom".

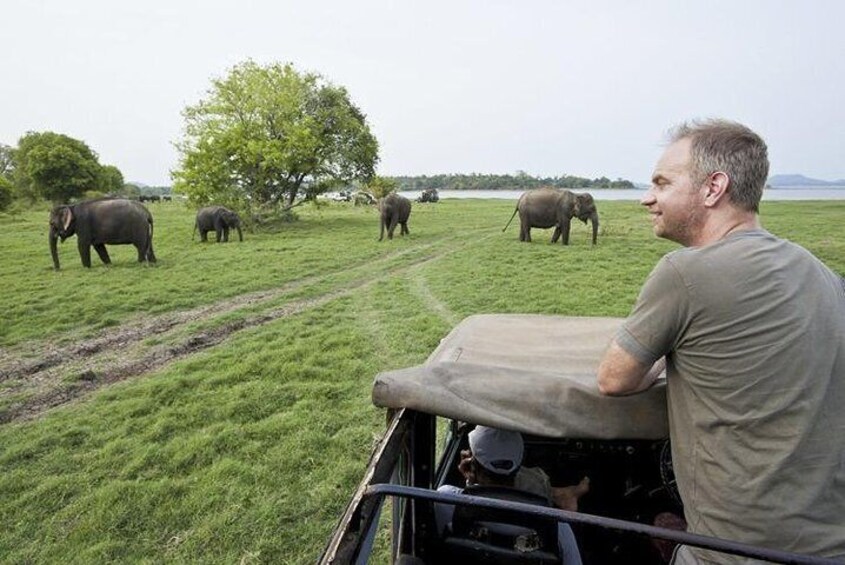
[{"left": 663, "top": 229, "right": 783, "bottom": 267}]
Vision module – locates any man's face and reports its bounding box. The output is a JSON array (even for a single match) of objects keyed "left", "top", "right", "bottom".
[{"left": 642, "top": 138, "right": 706, "bottom": 246}]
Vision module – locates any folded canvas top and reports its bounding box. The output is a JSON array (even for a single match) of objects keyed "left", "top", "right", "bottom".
[{"left": 372, "top": 314, "right": 669, "bottom": 439}]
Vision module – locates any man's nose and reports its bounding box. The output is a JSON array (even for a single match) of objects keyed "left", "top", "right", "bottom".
[{"left": 640, "top": 190, "right": 656, "bottom": 206}]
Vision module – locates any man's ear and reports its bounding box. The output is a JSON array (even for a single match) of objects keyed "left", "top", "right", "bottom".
[{"left": 703, "top": 171, "right": 730, "bottom": 207}]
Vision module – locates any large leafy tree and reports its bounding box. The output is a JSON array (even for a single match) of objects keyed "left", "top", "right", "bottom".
[
  {"left": 172, "top": 61, "right": 379, "bottom": 212},
  {"left": 13, "top": 132, "right": 103, "bottom": 204}
]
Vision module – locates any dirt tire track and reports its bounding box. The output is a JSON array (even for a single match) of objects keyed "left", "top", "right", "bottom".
[
  {"left": 408, "top": 270, "right": 460, "bottom": 327},
  {"left": 0, "top": 241, "right": 442, "bottom": 383},
  {"left": 0, "top": 287, "right": 287, "bottom": 383},
  {"left": 1, "top": 293, "right": 339, "bottom": 423},
  {"left": 0, "top": 237, "right": 471, "bottom": 424}
]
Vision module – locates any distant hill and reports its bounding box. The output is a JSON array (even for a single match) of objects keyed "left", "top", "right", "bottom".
[{"left": 767, "top": 174, "right": 845, "bottom": 188}]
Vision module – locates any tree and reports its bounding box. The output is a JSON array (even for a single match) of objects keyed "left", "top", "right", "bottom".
[
  {"left": 13, "top": 132, "right": 102, "bottom": 203},
  {"left": 99, "top": 164, "right": 125, "bottom": 194},
  {"left": 122, "top": 183, "right": 142, "bottom": 199},
  {"left": 0, "top": 175, "right": 12, "bottom": 211},
  {"left": 172, "top": 61, "right": 379, "bottom": 213},
  {"left": 0, "top": 143, "right": 13, "bottom": 177}
]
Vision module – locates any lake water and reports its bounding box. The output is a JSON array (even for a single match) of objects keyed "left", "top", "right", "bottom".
[{"left": 400, "top": 188, "right": 845, "bottom": 201}]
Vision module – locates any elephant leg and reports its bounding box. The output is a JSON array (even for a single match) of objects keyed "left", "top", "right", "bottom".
[
  {"left": 561, "top": 218, "right": 572, "bottom": 245},
  {"left": 222, "top": 228, "right": 229, "bottom": 242},
  {"left": 134, "top": 242, "right": 146, "bottom": 262},
  {"left": 520, "top": 224, "right": 531, "bottom": 242},
  {"left": 401, "top": 222, "right": 409, "bottom": 236},
  {"left": 78, "top": 240, "right": 92, "bottom": 268},
  {"left": 200, "top": 230, "right": 209, "bottom": 242},
  {"left": 388, "top": 216, "right": 399, "bottom": 239},
  {"left": 215, "top": 228, "right": 223, "bottom": 243},
  {"left": 551, "top": 226, "right": 561, "bottom": 243},
  {"left": 379, "top": 219, "right": 385, "bottom": 241},
  {"left": 94, "top": 244, "right": 111, "bottom": 264},
  {"left": 146, "top": 240, "right": 157, "bottom": 263}
]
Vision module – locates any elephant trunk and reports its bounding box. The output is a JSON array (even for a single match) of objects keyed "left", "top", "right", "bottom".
[
  {"left": 590, "top": 213, "right": 599, "bottom": 245},
  {"left": 236, "top": 225, "right": 243, "bottom": 242},
  {"left": 49, "top": 226, "right": 61, "bottom": 270}
]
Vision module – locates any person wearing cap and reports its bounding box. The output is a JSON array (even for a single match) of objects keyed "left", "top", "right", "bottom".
[{"left": 434, "top": 425, "right": 585, "bottom": 564}]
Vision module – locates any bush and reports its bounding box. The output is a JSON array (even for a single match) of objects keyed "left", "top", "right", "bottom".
[
  {"left": 0, "top": 176, "right": 13, "bottom": 211},
  {"left": 249, "top": 208, "right": 299, "bottom": 232}
]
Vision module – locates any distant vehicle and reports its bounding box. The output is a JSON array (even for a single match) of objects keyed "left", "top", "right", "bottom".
[
  {"left": 320, "top": 314, "right": 836, "bottom": 564},
  {"left": 329, "top": 190, "right": 353, "bottom": 202},
  {"left": 417, "top": 188, "right": 439, "bottom": 203}
]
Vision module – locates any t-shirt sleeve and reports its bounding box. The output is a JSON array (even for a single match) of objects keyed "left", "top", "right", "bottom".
[{"left": 616, "top": 256, "right": 688, "bottom": 365}]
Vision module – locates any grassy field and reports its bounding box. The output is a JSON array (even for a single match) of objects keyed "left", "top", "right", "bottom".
[{"left": 0, "top": 197, "right": 843, "bottom": 563}]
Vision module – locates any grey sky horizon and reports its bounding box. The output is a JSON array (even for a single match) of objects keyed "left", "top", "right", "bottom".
[{"left": 3, "top": 1, "right": 843, "bottom": 187}]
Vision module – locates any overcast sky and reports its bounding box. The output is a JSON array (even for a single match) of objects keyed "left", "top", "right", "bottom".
[{"left": 2, "top": 1, "right": 843, "bottom": 186}]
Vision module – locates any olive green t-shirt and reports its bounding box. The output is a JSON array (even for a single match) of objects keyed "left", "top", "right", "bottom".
[{"left": 617, "top": 229, "right": 845, "bottom": 563}]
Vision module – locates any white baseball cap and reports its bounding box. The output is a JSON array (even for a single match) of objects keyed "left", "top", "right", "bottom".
[{"left": 468, "top": 426, "right": 524, "bottom": 475}]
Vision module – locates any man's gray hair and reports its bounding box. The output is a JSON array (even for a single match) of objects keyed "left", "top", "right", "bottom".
[{"left": 668, "top": 119, "right": 769, "bottom": 212}]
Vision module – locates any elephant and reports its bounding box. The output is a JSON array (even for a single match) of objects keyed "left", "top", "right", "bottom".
[
  {"left": 503, "top": 188, "right": 599, "bottom": 245},
  {"left": 193, "top": 206, "right": 243, "bottom": 243},
  {"left": 378, "top": 193, "right": 412, "bottom": 241},
  {"left": 49, "top": 198, "right": 156, "bottom": 269}
]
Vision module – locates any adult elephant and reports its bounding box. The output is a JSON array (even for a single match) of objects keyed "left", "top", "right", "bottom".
[
  {"left": 194, "top": 206, "right": 243, "bottom": 243},
  {"left": 49, "top": 198, "right": 156, "bottom": 269},
  {"left": 378, "top": 193, "right": 412, "bottom": 241},
  {"left": 503, "top": 188, "right": 599, "bottom": 245}
]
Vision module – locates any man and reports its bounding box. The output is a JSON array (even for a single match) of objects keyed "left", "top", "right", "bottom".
[
  {"left": 597, "top": 119, "right": 845, "bottom": 563},
  {"left": 434, "top": 425, "right": 585, "bottom": 564}
]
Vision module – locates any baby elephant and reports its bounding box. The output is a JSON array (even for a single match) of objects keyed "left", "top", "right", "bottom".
[
  {"left": 378, "top": 193, "right": 412, "bottom": 241},
  {"left": 194, "top": 206, "right": 243, "bottom": 243}
]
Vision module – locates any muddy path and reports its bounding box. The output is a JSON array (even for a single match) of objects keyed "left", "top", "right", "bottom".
[{"left": 0, "top": 235, "right": 479, "bottom": 424}]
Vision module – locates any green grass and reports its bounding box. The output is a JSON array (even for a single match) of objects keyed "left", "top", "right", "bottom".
[{"left": 0, "top": 198, "right": 843, "bottom": 563}]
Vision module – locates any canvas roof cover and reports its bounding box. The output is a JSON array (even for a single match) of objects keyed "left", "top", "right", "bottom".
[{"left": 372, "top": 314, "right": 669, "bottom": 439}]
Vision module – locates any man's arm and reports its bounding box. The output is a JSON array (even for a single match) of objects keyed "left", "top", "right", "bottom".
[{"left": 597, "top": 339, "right": 665, "bottom": 396}]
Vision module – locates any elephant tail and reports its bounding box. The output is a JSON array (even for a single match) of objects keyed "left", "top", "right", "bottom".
[
  {"left": 146, "top": 216, "right": 156, "bottom": 262},
  {"left": 502, "top": 206, "right": 519, "bottom": 232}
]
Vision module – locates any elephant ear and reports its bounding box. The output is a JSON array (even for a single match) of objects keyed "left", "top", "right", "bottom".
[{"left": 61, "top": 207, "right": 74, "bottom": 231}]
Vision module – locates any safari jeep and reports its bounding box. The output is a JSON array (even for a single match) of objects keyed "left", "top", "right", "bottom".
[{"left": 319, "top": 315, "right": 837, "bottom": 564}]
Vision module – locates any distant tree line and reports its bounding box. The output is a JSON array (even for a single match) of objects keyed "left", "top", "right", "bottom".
[
  {"left": 125, "top": 185, "right": 173, "bottom": 197},
  {"left": 388, "top": 172, "right": 636, "bottom": 191}
]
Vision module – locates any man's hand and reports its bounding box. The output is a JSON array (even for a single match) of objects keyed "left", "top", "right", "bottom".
[
  {"left": 458, "top": 449, "right": 477, "bottom": 486},
  {"left": 551, "top": 476, "right": 591, "bottom": 512}
]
